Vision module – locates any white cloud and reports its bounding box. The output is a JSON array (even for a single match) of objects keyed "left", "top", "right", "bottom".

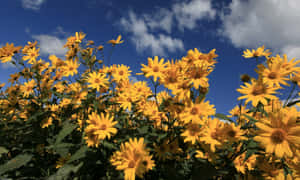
[
  {"left": 119, "top": 0, "right": 216, "bottom": 56},
  {"left": 120, "top": 11, "right": 184, "bottom": 56},
  {"left": 173, "top": 0, "right": 216, "bottom": 31},
  {"left": 220, "top": 0, "right": 300, "bottom": 59},
  {"left": 1, "top": 62, "right": 15, "bottom": 69},
  {"left": 32, "top": 35, "right": 68, "bottom": 57},
  {"left": 143, "top": 8, "right": 174, "bottom": 34},
  {"left": 21, "top": 0, "right": 46, "bottom": 11},
  {"left": 129, "top": 76, "right": 139, "bottom": 83}
]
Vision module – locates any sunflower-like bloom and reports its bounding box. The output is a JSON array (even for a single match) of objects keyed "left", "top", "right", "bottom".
[
  {"left": 140, "top": 56, "right": 167, "bottom": 82},
  {"left": 112, "top": 64, "right": 132, "bottom": 83},
  {"left": 62, "top": 59, "right": 80, "bottom": 77},
  {"left": 199, "top": 118, "right": 225, "bottom": 152},
  {"left": 222, "top": 122, "right": 247, "bottom": 143},
  {"left": 0, "top": 43, "right": 22, "bottom": 63},
  {"left": 233, "top": 152, "right": 257, "bottom": 174},
  {"left": 183, "top": 48, "right": 218, "bottom": 67},
  {"left": 260, "top": 59, "right": 291, "bottom": 88},
  {"left": 84, "top": 112, "right": 117, "bottom": 147},
  {"left": 20, "top": 79, "right": 36, "bottom": 98},
  {"left": 186, "top": 65, "right": 212, "bottom": 89},
  {"left": 254, "top": 106, "right": 300, "bottom": 158},
  {"left": 86, "top": 71, "right": 109, "bottom": 91},
  {"left": 108, "top": 35, "right": 124, "bottom": 46},
  {"left": 179, "top": 99, "right": 215, "bottom": 124},
  {"left": 22, "top": 47, "right": 40, "bottom": 64},
  {"left": 181, "top": 121, "right": 203, "bottom": 144},
  {"left": 64, "top": 32, "right": 86, "bottom": 49},
  {"left": 237, "top": 78, "right": 278, "bottom": 107},
  {"left": 242, "top": 45, "right": 271, "bottom": 58},
  {"left": 110, "top": 138, "right": 155, "bottom": 180}
]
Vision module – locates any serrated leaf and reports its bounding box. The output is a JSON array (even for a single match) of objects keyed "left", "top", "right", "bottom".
[
  {"left": 55, "top": 122, "right": 77, "bottom": 144},
  {"left": 0, "top": 154, "right": 33, "bottom": 175}
]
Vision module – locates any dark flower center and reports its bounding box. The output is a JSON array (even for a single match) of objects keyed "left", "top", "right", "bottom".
[{"left": 271, "top": 129, "right": 286, "bottom": 144}]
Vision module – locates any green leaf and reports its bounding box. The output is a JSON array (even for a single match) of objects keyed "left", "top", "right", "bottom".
[
  {"left": 47, "top": 162, "right": 83, "bottom": 180},
  {"left": 103, "top": 141, "right": 116, "bottom": 150},
  {"left": 55, "top": 122, "right": 77, "bottom": 144},
  {"left": 67, "top": 146, "right": 88, "bottom": 164},
  {"left": 0, "top": 154, "right": 33, "bottom": 175},
  {"left": 215, "top": 113, "right": 234, "bottom": 123},
  {"left": 0, "top": 147, "right": 8, "bottom": 157},
  {"left": 242, "top": 114, "right": 258, "bottom": 123},
  {"left": 137, "top": 126, "right": 148, "bottom": 134},
  {"left": 244, "top": 149, "right": 255, "bottom": 162}
]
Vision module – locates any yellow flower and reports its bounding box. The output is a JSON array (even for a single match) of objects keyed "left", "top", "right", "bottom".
[
  {"left": 186, "top": 65, "right": 212, "bottom": 89},
  {"left": 62, "top": 59, "right": 80, "bottom": 77},
  {"left": 20, "top": 79, "right": 36, "bottom": 98},
  {"left": 222, "top": 123, "right": 247, "bottom": 143},
  {"left": 22, "top": 47, "right": 39, "bottom": 64},
  {"left": 84, "top": 112, "right": 117, "bottom": 147},
  {"left": 261, "top": 59, "right": 290, "bottom": 88},
  {"left": 108, "top": 35, "right": 124, "bottom": 46},
  {"left": 0, "top": 43, "right": 22, "bottom": 63},
  {"left": 199, "top": 118, "right": 225, "bottom": 152},
  {"left": 110, "top": 138, "right": 154, "bottom": 180},
  {"left": 180, "top": 99, "right": 215, "bottom": 124},
  {"left": 233, "top": 152, "right": 257, "bottom": 174},
  {"left": 254, "top": 106, "right": 300, "bottom": 158},
  {"left": 86, "top": 71, "right": 109, "bottom": 91},
  {"left": 181, "top": 122, "right": 203, "bottom": 144},
  {"left": 237, "top": 78, "right": 278, "bottom": 107},
  {"left": 242, "top": 45, "right": 271, "bottom": 58},
  {"left": 112, "top": 64, "right": 132, "bottom": 83},
  {"left": 56, "top": 154, "right": 71, "bottom": 169},
  {"left": 140, "top": 56, "right": 167, "bottom": 82}
]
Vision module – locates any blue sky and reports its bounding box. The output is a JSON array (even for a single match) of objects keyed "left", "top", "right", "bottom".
[{"left": 1, "top": 0, "right": 300, "bottom": 115}]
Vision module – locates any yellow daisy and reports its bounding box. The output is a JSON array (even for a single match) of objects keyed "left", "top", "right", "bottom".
[
  {"left": 140, "top": 56, "right": 167, "bottom": 82},
  {"left": 87, "top": 71, "right": 109, "bottom": 91},
  {"left": 22, "top": 47, "right": 39, "bottom": 64},
  {"left": 237, "top": 78, "right": 278, "bottom": 107},
  {"left": 243, "top": 45, "right": 271, "bottom": 58},
  {"left": 254, "top": 106, "right": 300, "bottom": 158},
  {"left": 62, "top": 59, "right": 80, "bottom": 77},
  {"left": 84, "top": 112, "right": 118, "bottom": 147}
]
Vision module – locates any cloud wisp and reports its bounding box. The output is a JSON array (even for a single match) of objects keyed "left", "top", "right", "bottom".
[
  {"left": 119, "top": 0, "right": 216, "bottom": 56},
  {"left": 21, "top": 0, "right": 46, "bottom": 11}
]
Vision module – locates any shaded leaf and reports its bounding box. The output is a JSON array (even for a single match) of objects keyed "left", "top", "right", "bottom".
[{"left": 0, "top": 154, "right": 33, "bottom": 175}]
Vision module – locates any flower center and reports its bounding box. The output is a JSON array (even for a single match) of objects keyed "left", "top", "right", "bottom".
[
  {"left": 189, "top": 124, "right": 200, "bottom": 136},
  {"left": 227, "top": 130, "right": 236, "bottom": 138},
  {"left": 190, "top": 107, "right": 198, "bottom": 115},
  {"left": 268, "top": 72, "right": 277, "bottom": 79},
  {"left": 252, "top": 85, "right": 265, "bottom": 96},
  {"left": 153, "top": 66, "right": 159, "bottom": 72},
  {"left": 118, "top": 70, "right": 124, "bottom": 76},
  {"left": 94, "top": 78, "right": 100, "bottom": 84},
  {"left": 253, "top": 51, "right": 260, "bottom": 57},
  {"left": 271, "top": 129, "right": 286, "bottom": 144},
  {"left": 128, "top": 160, "right": 136, "bottom": 168},
  {"left": 100, "top": 124, "right": 107, "bottom": 130}
]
